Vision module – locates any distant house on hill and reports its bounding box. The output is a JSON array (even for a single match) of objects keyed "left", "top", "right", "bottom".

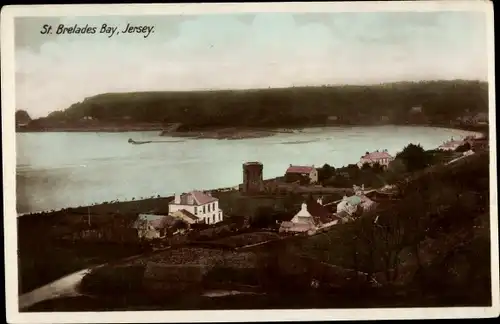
[
  {"left": 168, "top": 190, "right": 223, "bottom": 225},
  {"left": 473, "top": 112, "right": 488, "bottom": 125},
  {"left": 132, "top": 213, "right": 178, "bottom": 240},
  {"left": 357, "top": 150, "right": 394, "bottom": 169},
  {"left": 279, "top": 197, "right": 339, "bottom": 234},
  {"left": 437, "top": 137, "right": 466, "bottom": 151},
  {"left": 285, "top": 165, "right": 318, "bottom": 184}
]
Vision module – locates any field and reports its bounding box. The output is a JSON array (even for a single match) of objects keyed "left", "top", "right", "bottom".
[{"left": 205, "top": 231, "right": 282, "bottom": 249}]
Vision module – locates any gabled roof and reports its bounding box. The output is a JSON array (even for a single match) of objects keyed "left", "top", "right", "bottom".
[
  {"left": 173, "top": 190, "right": 218, "bottom": 206},
  {"left": 286, "top": 165, "right": 316, "bottom": 174},
  {"left": 361, "top": 151, "right": 393, "bottom": 161}
]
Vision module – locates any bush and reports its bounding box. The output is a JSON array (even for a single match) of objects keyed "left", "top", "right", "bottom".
[
  {"left": 455, "top": 142, "right": 471, "bottom": 152},
  {"left": 396, "top": 143, "right": 432, "bottom": 172}
]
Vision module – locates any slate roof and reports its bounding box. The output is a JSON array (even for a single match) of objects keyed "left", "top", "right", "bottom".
[{"left": 346, "top": 195, "right": 362, "bottom": 206}]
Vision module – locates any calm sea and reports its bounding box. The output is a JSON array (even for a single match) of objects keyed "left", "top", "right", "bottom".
[{"left": 16, "top": 126, "right": 476, "bottom": 214}]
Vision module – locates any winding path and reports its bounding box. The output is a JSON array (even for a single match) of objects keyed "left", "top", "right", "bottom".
[{"left": 18, "top": 268, "right": 89, "bottom": 310}]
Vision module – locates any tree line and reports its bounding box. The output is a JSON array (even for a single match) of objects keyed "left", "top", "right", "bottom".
[{"left": 30, "top": 80, "right": 488, "bottom": 130}]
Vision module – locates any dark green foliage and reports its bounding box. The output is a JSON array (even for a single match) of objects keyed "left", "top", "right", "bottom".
[
  {"left": 455, "top": 142, "right": 472, "bottom": 152},
  {"left": 34, "top": 81, "right": 488, "bottom": 129},
  {"left": 318, "top": 164, "right": 336, "bottom": 183},
  {"left": 16, "top": 110, "right": 32, "bottom": 124},
  {"left": 361, "top": 163, "right": 372, "bottom": 171},
  {"left": 171, "top": 219, "right": 189, "bottom": 231},
  {"left": 251, "top": 206, "right": 277, "bottom": 228},
  {"left": 396, "top": 143, "right": 432, "bottom": 172}
]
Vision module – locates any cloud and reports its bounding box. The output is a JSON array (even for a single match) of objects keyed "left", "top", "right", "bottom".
[{"left": 15, "top": 12, "right": 488, "bottom": 118}]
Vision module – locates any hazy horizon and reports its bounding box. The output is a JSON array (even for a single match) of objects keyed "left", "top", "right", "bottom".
[{"left": 15, "top": 11, "right": 489, "bottom": 118}]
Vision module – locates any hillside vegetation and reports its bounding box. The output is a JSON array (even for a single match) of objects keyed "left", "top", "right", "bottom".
[{"left": 33, "top": 80, "right": 488, "bottom": 130}]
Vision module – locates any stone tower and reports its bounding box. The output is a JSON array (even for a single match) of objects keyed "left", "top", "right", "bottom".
[{"left": 242, "top": 162, "right": 264, "bottom": 194}]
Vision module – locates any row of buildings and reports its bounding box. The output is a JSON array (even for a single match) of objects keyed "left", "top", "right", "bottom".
[
  {"left": 242, "top": 150, "right": 396, "bottom": 193},
  {"left": 278, "top": 184, "right": 381, "bottom": 234},
  {"left": 132, "top": 132, "right": 485, "bottom": 240}
]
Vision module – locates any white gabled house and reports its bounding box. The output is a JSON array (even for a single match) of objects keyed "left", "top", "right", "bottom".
[{"left": 168, "top": 190, "right": 223, "bottom": 225}]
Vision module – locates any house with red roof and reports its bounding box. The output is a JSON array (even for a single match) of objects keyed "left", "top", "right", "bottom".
[
  {"left": 285, "top": 164, "right": 319, "bottom": 184},
  {"left": 357, "top": 150, "right": 394, "bottom": 169},
  {"left": 168, "top": 190, "right": 223, "bottom": 225}
]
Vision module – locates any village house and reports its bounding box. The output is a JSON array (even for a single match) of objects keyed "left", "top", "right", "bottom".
[
  {"left": 279, "top": 197, "right": 339, "bottom": 234},
  {"left": 168, "top": 190, "right": 223, "bottom": 225},
  {"left": 473, "top": 112, "right": 488, "bottom": 125},
  {"left": 336, "top": 195, "right": 362, "bottom": 216},
  {"left": 132, "top": 214, "right": 180, "bottom": 240},
  {"left": 437, "top": 137, "right": 466, "bottom": 151},
  {"left": 357, "top": 150, "right": 394, "bottom": 169},
  {"left": 336, "top": 185, "right": 377, "bottom": 217},
  {"left": 285, "top": 165, "right": 319, "bottom": 185}
]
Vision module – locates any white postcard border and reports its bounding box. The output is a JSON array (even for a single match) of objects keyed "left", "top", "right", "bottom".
[{"left": 2, "top": 1, "right": 498, "bottom": 323}]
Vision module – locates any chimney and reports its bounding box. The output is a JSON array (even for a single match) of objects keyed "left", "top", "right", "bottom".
[
  {"left": 174, "top": 193, "right": 181, "bottom": 204},
  {"left": 361, "top": 184, "right": 365, "bottom": 191},
  {"left": 290, "top": 164, "right": 292, "bottom": 167}
]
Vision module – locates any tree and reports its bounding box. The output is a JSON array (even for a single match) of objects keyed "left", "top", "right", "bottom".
[
  {"left": 171, "top": 219, "right": 189, "bottom": 232},
  {"left": 15, "top": 110, "right": 32, "bottom": 125},
  {"left": 250, "top": 206, "right": 276, "bottom": 228},
  {"left": 361, "top": 163, "right": 372, "bottom": 171},
  {"left": 371, "top": 162, "right": 384, "bottom": 174},
  {"left": 318, "top": 164, "right": 336, "bottom": 183},
  {"left": 395, "top": 143, "right": 431, "bottom": 172},
  {"left": 455, "top": 142, "right": 471, "bottom": 152}
]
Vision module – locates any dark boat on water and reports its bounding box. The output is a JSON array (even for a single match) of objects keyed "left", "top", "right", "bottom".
[{"left": 128, "top": 138, "right": 152, "bottom": 145}]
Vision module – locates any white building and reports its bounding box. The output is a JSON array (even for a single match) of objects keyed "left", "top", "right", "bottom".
[
  {"left": 437, "top": 137, "right": 466, "bottom": 151},
  {"left": 280, "top": 198, "right": 338, "bottom": 234},
  {"left": 168, "top": 190, "right": 223, "bottom": 225},
  {"left": 336, "top": 195, "right": 361, "bottom": 216},
  {"left": 357, "top": 150, "right": 394, "bottom": 169}
]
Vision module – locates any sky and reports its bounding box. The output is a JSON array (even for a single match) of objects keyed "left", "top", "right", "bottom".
[{"left": 15, "top": 11, "right": 489, "bottom": 118}]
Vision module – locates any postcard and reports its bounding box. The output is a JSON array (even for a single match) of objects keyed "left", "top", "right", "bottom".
[{"left": 2, "top": 1, "right": 498, "bottom": 323}]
